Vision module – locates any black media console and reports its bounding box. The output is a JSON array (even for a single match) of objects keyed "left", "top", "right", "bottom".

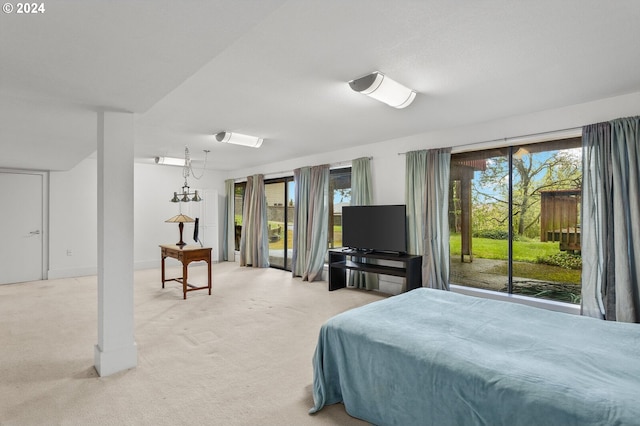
[{"left": 328, "top": 248, "right": 423, "bottom": 292}]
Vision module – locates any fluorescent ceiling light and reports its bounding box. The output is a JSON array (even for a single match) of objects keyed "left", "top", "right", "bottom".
[
  {"left": 348, "top": 71, "right": 416, "bottom": 109},
  {"left": 215, "top": 131, "right": 263, "bottom": 148},
  {"left": 155, "top": 156, "right": 185, "bottom": 166}
]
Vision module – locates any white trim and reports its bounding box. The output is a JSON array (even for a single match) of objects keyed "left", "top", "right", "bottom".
[
  {"left": 47, "top": 266, "right": 97, "bottom": 280},
  {"left": 94, "top": 342, "right": 137, "bottom": 377}
]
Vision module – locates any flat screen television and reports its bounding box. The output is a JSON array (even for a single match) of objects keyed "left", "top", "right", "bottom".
[{"left": 342, "top": 205, "right": 407, "bottom": 254}]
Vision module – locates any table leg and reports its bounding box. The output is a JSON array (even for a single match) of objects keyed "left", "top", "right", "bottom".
[
  {"left": 207, "top": 257, "right": 212, "bottom": 295},
  {"left": 182, "top": 261, "right": 188, "bottom": 300},
  {"left": 161, "top": 255, "right": 165, "bottom": 288}
]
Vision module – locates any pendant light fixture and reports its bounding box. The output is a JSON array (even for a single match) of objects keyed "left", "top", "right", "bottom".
[{"left": 155, "top": 146, "right": 208, "bottom": 203}]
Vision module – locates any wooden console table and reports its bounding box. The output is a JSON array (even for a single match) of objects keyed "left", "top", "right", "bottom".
[
  {"left": 328, "top": 249, "right": 423, "bottom": 292},
  {"left": 160, "top": 244, "right": 212, "bottom": 299}
]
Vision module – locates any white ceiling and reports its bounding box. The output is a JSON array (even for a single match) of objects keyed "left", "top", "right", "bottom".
[{"left": 1, "top": 0, "right": 639, "bottom": 171}]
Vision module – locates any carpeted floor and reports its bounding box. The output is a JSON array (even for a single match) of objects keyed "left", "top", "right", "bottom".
[{"left": 0, "top": 262, "right": 387, "bottom": 425}]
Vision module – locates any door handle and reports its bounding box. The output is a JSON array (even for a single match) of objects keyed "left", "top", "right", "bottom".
[{"left": 29, "top": 230, "right": 41, "bottom": 235}]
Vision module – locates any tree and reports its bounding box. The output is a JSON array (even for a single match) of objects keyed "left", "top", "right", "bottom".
[
  {"left": 472, "top": 148, "right": 581, "bottom": 238},
  {"left": 335, "top": 188, "right": 351, "bottom": 203}
]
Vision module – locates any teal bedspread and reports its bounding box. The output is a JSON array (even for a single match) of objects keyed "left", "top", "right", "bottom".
[{"left": 310, "top": 288, "right": 640, "bottom": 425}]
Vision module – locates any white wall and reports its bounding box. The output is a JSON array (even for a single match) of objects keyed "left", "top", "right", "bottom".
[
  {"left": 48, "top": 157, "right": 225, "bottom": 279},
  {"left": 49, "top": 158, "right": 98, "bottom": 278}
]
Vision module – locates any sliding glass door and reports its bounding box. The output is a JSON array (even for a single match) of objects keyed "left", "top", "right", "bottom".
[
  {"left": 449, "top": 137, "right": 583, "bottom": 304},
  {"left": 265, "top": 178, "right": 295, "bottom": 270},
  {"left": 328, "top": 167, "right": 351, "bottom": 249}
]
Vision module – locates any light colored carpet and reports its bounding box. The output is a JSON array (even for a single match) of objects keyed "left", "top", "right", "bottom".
[{"left": 0, "top": 262, "right": 387, "bottom": 425}]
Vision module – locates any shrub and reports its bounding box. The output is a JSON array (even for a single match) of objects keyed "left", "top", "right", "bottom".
[
  {"left": 472, "top": 229, "right": 521, "bottom": 241},
  {"left": 537, "top": 252, "right": 582, "bottom": 270},
  {"left": 473, "top": 229, "right": 509, "bottom": 240}
]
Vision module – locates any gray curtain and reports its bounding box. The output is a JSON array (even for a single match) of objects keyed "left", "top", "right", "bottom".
[
  {"left": 292, "top": 165, "right": 329, "bottom": 282},
  {"left": 348, "top": 157, "right": 379, "bottom": 290},
  {"left": 582, "top": 116, "right": 640, "bottom": 322},
  {"left": 405, "top": 150, "right": 427, "bottom": 256},
  {"left": 422, "top": 148, "right": 452, "bottom": 290},
  {"left": 581, "top": 122, "right": 611, "bottom": 319},
  {"left": 223, "top": 178, "right": 235, "bottom": 261},
  {"left": 240, "top": 174, "right": 269, "bottom": 268},
  {"left": 292, "top": 167, "right": 309, "bottom": 277}
]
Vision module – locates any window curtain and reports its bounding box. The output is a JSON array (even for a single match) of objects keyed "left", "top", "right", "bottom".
[
  {"left": 292, "top": 165, "right": 329, "bottom": 282},
  {"left": 422, "top": 148, "right": 452, "bottom": 290},
  {"left": 582, "top": 116, "right": 640, "bottom": 323},
  {"left": 240, "top": 174, "right": 269, "bottom": 268},
  {"left": 223, "top": 178, "right": 235, "bottom": 261},
  {"left": 292, "top": 167, "right": 309, "bottom": 277},
  {"left": 405, "top": 150, "right": 427, "bottom": 256},
  {"left": 348, "top": 157, "right": 379, "bottom": 290}
]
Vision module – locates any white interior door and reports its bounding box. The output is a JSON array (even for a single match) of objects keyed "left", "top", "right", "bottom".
[{"left": 0, "top": 172, "right": 44, "bottom": 284}]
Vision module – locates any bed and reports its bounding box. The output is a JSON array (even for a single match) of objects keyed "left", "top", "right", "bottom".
[{"left": 309, "top": 288, "right": 640, "bottom": 425}]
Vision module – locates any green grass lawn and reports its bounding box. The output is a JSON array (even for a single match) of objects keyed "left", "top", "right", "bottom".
[
  {"left": 450, "top": 233, "right": 582, "bottom": 286},
  {"left": 450, "top": 234, "right": 561, "bottom": 262},
  {"left": 267, "top": 224, "right": 343, "bottom": 250}
]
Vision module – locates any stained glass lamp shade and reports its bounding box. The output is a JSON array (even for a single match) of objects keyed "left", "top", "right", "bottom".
[{"left": 165, "top": 214, "right": 195, "bottom": 247}]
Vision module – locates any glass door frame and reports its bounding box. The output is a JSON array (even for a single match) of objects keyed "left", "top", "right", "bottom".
[{"left": 264, "top": 176, "right": 294, "bottom": 271}]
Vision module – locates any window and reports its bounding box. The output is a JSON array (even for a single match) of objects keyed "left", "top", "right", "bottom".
[
  {"left": 328, "top": 167, "right": 351, "bottom": 249},
  {"left": 449, "top": 137, "right": 582, "bottom": 304}
]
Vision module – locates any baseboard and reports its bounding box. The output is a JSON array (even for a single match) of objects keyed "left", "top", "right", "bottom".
[
  {"left": 48, "top": 266, "right": 97, "bottom": 280},
  {"left": 94, "top": 342, "right": 137, "bottom": 377},
  {"left": 47, "top": 258, "right": 216, "bottom": 280},
  {"left": 134, "top": 260, "right": 162, "bottom": 270}
]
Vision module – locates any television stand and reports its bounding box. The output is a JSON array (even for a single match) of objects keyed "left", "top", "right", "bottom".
[{"left": 328, "top": 248, "right": 422, "bottom": 292}]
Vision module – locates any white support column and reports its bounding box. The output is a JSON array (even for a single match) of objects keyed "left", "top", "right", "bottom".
[{"left": 94, "top": 110, "right": 137, "bottom": 377}]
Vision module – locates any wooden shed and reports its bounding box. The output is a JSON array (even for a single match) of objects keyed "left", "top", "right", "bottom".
[{"left": 540, "top": 188, "right": 581, "bottom": 252}]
